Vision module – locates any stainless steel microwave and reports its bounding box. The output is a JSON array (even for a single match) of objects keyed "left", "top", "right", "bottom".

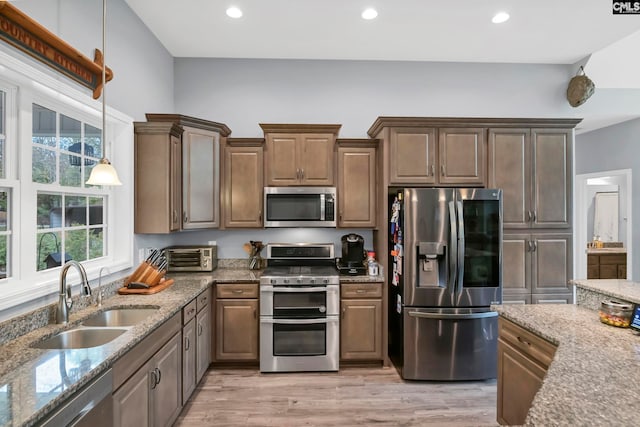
[{"left": 264, "top": 187, "right": 337, "bottom": 227}]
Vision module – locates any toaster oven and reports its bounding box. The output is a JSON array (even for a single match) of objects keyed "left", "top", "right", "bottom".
[{"left": 164, "top": 246, "right": 217, "bottom": 272}]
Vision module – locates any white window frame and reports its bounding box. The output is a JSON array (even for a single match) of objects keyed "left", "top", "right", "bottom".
[{"left": 0, "top": 48, "right": 134, "bottom": 313}]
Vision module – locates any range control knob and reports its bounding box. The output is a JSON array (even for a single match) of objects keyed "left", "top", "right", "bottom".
[
  {"left": 323, "top": 278, "right": 329, "bottom": 284},
  {"left": 284, "top": 279, "right": 290, "bottom": 284},
  {"left": 310, "top": 279, "right": 316, "bottom": 284},
  {"left": 270, "top": 279, "right": 276, "bottom": 284},
  {"left": 297, "top": 278, "right": 302, "bottom": 284}
]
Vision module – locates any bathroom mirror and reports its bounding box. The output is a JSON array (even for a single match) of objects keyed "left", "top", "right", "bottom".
[{"left": 593, "top": 191, "right": 618, "bottom": 242}]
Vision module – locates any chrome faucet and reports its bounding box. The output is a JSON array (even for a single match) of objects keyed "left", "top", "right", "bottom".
[
  {"left": 97, "top": 266, "right": 110, "bottom": 307},
  {"left": 56, "top": 260, "right": 91, "bottom": 324}
]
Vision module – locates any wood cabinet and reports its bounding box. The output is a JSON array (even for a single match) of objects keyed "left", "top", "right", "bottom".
[
  {"left": 497, "top": 317, "right": 557, "bottom": 426},
  {"left": 389, "top": 126, "right": 485, "bottom": 186},
  {"left": 142, "top": 114, "right": 231, "bottom": 231},
  {"left": 261, "top": 124, "right": 341, "bottom": 186},
  {"left": 489, "top": 128, "right": 572, "bottom": 229},
  {"left": 182, "top": 289, "right": 211, "bottom": 404},
  {"left": 134, "top": 122, "right": 183, "bottom": 233},
  {"left": 113, "top": 331, "right": 182, "bottom": 427},
  {"left": 222, "top": 138, "right": 264, "bottom": 228},
  {"left": 214, "top": 283, "right": 259, "bottom": 362},
  {"left": 502, "top": 233, "right": 572, "bottom": 303},
  {"left": 337, "top": 139, "right": 377, "bottom": 228},
  {"left": 587, "top": 252, "right": 627, "bottom": 279},
  {"left": 340, "top": 282, "right": 383, "bottom": 361}
]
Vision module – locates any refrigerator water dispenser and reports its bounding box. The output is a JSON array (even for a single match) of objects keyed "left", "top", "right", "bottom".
[{"left": 417, "top": 242, "right": 447, "bottom": 288}]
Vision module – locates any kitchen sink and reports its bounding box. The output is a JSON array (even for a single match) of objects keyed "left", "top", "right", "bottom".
[
  {"left": 32, "top": 327, "right": 127, "bottom": 350},
  {"left": 82, "top": 307, "right": 159, "bottom": 327}
]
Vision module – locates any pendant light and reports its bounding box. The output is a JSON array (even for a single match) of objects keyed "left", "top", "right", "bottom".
[{"left": 86, "top": 0, "right": 122, "bottom": 186}]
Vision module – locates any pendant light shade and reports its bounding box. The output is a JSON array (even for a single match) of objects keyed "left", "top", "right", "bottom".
[
  {"left": 86, "top": 158, "right": 122, "bottom": 185},
  {"left": 86, "top": 0, "right": 121, "bottom": 186}
]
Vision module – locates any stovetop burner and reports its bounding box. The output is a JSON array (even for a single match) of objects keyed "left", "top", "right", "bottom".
[{"left": 260, "top": 243, "right": 339, "bottom": 286}]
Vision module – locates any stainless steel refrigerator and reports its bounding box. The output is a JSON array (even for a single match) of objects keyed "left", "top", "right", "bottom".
[{"left": 388, "top": 188, "right": 502, "bottom": 380}]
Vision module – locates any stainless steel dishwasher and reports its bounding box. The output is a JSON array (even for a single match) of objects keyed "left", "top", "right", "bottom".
[{"left": 40, "top": 368, "right": 113, "bottom": 427}]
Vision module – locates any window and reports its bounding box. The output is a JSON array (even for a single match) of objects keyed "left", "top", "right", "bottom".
[
  {"left": 0, "top": 49, "right": 134, "bottom": 314},
  {"left": 31, "top": 104, "right": 107, "bottom": 272}
]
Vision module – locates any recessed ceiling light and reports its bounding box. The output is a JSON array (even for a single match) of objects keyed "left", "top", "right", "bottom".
[
  {"left": 492, "top": 11, "right": 510, "bottom": 24},
  {"left": 361, "top": 8, "right": 378, "bottom": 20},
  {"left": 226, "top": 6, "right": 243, "bottom": 19}
]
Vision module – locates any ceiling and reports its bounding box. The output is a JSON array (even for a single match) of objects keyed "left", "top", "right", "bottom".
[{"left": 124, "top": 0, "right": 640, "bottom": 64}]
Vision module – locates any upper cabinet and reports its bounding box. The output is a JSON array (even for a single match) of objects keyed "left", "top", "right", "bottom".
[
  {"left": 261, "top": 124, "right": 341, "bottom": 186},
  {"left": 387, "top": 125, "right": 485, "bottom": 186},
  {"left": 146, "top": 114, "right": 231, "bottom": 230},
  {"left": 222, "top": 138, "right": 264, "bottom": 228},
  {"left": 337, "top": 139, "right": 378, "bottom": 228},
  {"left": 134, "top": 122, "right": 183, "bottom": 233},
  {"left": 488, "top": 127, "right": 572, "bottom": 229}
]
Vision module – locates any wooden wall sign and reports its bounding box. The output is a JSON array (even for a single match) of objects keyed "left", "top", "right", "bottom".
[{"left": 0, "top": 1, "right": 113, "bottom": 99}]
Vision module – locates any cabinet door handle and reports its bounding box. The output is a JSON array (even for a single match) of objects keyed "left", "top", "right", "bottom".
[
  {"left": 198, "top": 323, "right": 203, "bottom": 336},
  {"left": 342, "top": 307, "right": 346, "bottom": 318},
  {"left": 430, "top": 164, "right": 435, "bottom": 176},
  {"left": 527, "top": 210, "right": 532, "bottom": 222},
  {"left": 532, "top": 210, "right": 537, "bottom": 222},
  {"left": 296, "top": 168, "right": 300, "bottom": 180},
  {"left": 527, "top": 241, "right": 533, "bottom": 252},
  {"left": 172, "top": 210, "right": 178, "bottom": 223},
  {"left": 183, "top": 211, "right": 188, "bottom": 223},
  {"left": 155, "top": 368, "right": 162, "bottom": 385},
  {"left": 253, "top": 308, "right": 257, "bottom": 319},
  {"left": 532, "top": 241, "right": 537, "bottom": 252},
  {"left": 185, "top": 336, "right": 190, "bottom": 351},
  {"left": 301, "top": 168, "right": 304, "bottom": 179},
  {"left": 149, "top": 370, "right": 157, "bottom": 390}
]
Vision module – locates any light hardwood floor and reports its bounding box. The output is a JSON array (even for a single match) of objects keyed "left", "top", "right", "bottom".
[{"left": 175, "top": 367, "right": 498, "bottom": 426}]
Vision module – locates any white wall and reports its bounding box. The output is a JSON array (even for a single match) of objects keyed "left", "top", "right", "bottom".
[
  {"left": 173, "top": 58, "right": 578, "bottom": 137},
  {"left": 14, "top": 0, "right": 175, "bottom": 120}
]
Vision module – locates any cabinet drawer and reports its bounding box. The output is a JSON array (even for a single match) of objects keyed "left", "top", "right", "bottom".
[
  {"left": 587, "top": 255, "right": 599, "bottom": 266},
  {"left": 599, "top": 265, "right": 618, "bottom": 279},
  {"left": 183, "top": 299, "right": 197, "bottom": 324},
  {"left": 599, "top": 254, "right": 626, "bottom": 265},
  {"left": 341, "top": 283, "right": 382, "bottom": 298},
  {"left": 216, "top": 283, "right": 259, "bottom": 299},
  {"left": 498, "top": 317, "right": 556, "bottom": 368},
  {"left": 618, "top": 265, "right": 627, "bottom": 279},
  {"left": 197, "top": 287, "right": 211, "bottom": 312}
]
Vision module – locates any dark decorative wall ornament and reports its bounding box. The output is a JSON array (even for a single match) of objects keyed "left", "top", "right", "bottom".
[{"left": 566, "top": 66, "right": 595, "bottom": 107}]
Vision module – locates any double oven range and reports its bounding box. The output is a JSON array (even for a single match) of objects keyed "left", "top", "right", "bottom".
[{"left": 259, "top": 243, "right": 339, "bottom": 372}]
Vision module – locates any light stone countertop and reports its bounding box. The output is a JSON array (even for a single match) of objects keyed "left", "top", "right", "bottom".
[
  {"left": 0, "top": 268, "right": 261, "bottom": 427},
  {"left": 495, "top": 280, "right": 640, "bottom": 426},
  {"left": 585, "top": 248, "right": 627, "bottom": 254}
]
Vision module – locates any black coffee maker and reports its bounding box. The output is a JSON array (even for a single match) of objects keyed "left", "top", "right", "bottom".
[{"left": 336, "top": 233, "right": 367, "bottom": 275}]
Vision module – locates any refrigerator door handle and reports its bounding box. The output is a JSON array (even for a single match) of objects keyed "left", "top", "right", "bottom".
[
  {"left": 456, "top": 200, "right": 465, "bottom": 293},
  {"left": 407, "top": 310, "right": 498, "bottom": 320},
  {"left": 448, "top": 201, "right": 458, "bottom": 292}
]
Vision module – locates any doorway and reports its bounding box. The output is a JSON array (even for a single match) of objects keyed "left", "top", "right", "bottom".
[{"left": 574, "top": 169, "right": 632, "bottom": 280}]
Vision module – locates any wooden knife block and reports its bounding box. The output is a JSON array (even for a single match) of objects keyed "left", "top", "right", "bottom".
[{"left": 124, "top": 261, "right": 167, "bottom": 288}]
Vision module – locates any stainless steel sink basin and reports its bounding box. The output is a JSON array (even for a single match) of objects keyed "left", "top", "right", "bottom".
[
  {"left": 32, "top": 328, "right": 127, "bottom": 349},
  {"left": 82, "top": 307, "right": 159, "bottom": 327}
]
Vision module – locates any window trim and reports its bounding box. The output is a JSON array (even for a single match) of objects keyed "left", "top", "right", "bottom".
[{"left": 0, "top": 48, "right": 134, "bottom": 314}]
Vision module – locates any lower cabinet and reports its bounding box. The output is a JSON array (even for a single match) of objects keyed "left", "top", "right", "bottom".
[
  {"left": 113, "top": 331, "right": 182, "bottom": 427},
  {"left": 497, "top": 317, "right": 557, "bottom": 425},
  {"left": 214, "top": 283, "right": 259, "bottom": 362},
  {"left": 340, "top": 282, "right": 383, "bottom": 361},
  {"left": 183, "top": 288, "right": 212, "bottom": 404}
]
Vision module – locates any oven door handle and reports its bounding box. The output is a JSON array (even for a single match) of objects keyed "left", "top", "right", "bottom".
[
  {"left": 260, "top": 286, "right": 337, "bottom": 293},
  {"left": 261, "top": 317, "right": 337, "bottom": 325}
]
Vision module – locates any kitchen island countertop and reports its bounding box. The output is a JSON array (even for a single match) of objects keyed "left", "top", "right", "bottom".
[{"left": 495, "top": 280, "right": 640, "bottom": 426}]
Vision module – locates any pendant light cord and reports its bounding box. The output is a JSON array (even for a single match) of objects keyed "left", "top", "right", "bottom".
[{"left": 102, "top": 0, "right": 107, "bottom": 159}]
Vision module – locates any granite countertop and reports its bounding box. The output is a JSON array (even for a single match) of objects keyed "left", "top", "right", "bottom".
[
  {"left": 570, "top": 279, "right": 640, "bottom": 305},
  {"left": 0, "top": 268, "right": 264, "bottom": 427},
  {"left": 338, "top": 274, "right": 385, "bottom": 283},
  {"left": 495, "top": 302, "right": 640, "bottom": 426},
  {"left": 586, "top": 248, "right": 627, "bottom": 254}
]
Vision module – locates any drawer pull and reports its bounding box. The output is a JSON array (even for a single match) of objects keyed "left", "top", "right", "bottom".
[
  {"left": 517, "top": 336, "right": 531, "bottom": 346},
  {"left": 356, "top": 289, "right": 365, "bottom": 293},
  {"left": 232, "top": 289, "right": 244, "bottom": 294}
]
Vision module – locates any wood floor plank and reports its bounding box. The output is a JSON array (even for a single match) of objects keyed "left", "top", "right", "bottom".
[{"left": 175, "top": 367, "right": 498, "bottom": 426}]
